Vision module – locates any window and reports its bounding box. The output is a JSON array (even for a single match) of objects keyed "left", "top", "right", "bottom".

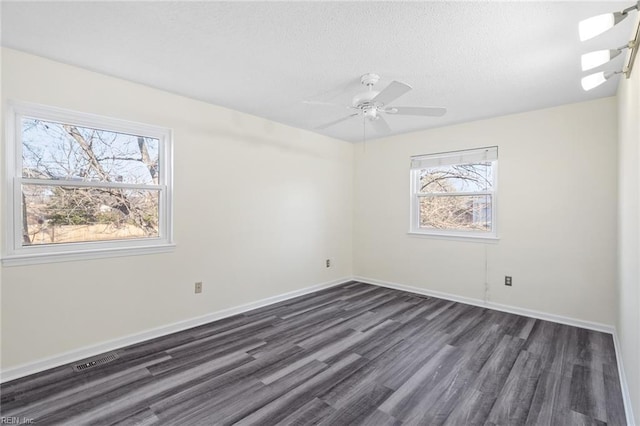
[
  {"left": 409, "top": 147, "right": 498, "bottom": 240},
  {"left": 3, "top": 102, "right": 174, "bottom": 265}
]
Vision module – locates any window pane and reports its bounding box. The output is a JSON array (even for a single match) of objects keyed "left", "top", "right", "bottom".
[
  {"left": 22, "top": 118, "right": 159, "bottom": 184},
  {"left": 21, "top": 184, "right": 159, "bottom": 245},
  {"left": 419, "top": 195, "right": 492, "bottom": 231},
  {"left": 419, "top": 163, "right": 493, "bottom": 193}
]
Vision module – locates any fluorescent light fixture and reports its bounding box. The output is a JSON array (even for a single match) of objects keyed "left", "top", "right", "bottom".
[{"left": 581, "top": 71, "right": 618, "bottom": 91}]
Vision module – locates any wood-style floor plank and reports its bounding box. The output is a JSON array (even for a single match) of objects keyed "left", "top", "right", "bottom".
[{"left": 0, "top": 282, "right": 627, "bottom": 425}]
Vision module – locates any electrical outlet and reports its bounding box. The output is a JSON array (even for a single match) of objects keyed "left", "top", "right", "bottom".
[
  {"left": 325, "top": 259, "right": 331, "bottom": 268},
  {"left": 505, "top": 276, "right": 512, "bottom": 286},
  {"left": 195, "top": 282, "right": 203, "bottom": 294}
]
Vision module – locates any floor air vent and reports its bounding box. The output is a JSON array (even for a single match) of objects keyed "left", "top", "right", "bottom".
[{"left": 72, "top": 352, "right": 119, "bottom": 372}]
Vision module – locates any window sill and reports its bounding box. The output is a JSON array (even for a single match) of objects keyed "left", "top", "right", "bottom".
[
  {"left": 407, "top": 231, "right": 500, "bottom": 243},
  {"left": 1, "top": 243, "right": 176, "bottom": 267}
]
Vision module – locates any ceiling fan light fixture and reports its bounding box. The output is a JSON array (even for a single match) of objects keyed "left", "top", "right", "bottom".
[{"left": 364, "top": 108, "right": 377, "bottom": 120}]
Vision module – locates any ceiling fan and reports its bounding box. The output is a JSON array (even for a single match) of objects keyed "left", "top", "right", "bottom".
[{"left": 309, "top": 73, "right": 447, "bottom": 135}]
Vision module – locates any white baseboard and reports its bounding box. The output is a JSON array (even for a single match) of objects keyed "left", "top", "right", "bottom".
[
  {"left": 612, "top": 331, "right": 636, "bottom": 426},
  {"left": 0, "top": 276, "right": 351, "bottom": 383},
  {"left": 353, "top": 276, "right": 615, "bottom": 334}
]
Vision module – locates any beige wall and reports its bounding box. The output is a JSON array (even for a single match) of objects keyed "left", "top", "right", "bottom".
[
  {"left": 0, "top": 48, "right": 354, "bottom": 369},
  {"left": 354, "top": 98, "right": 618, "bottom": 326},
  {"left": 617, "top": 47, "right": 640, "bottom": 422}
]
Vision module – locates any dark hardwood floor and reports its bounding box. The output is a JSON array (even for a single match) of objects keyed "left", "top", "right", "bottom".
[{"left": 0, "top": 282, "right": 627, "bottom": 425}]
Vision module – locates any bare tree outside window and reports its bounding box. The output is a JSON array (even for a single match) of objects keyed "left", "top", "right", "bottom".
[
  {"left": 410, "top": 147, "right": 497, "bottom": 238},
  {"left": 418, "top": 163, "right": 493, "bottom": 231},
  {"left": 21, "top": 118, "right": 161, "bottom": 245}
]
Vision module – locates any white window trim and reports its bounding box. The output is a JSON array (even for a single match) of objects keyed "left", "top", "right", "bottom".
[
  {"left": 408, "top": 147, "right": 499, "bottom": 242},
  {"left": 2, "top": 101, "right": 175, "bottom": 266}
]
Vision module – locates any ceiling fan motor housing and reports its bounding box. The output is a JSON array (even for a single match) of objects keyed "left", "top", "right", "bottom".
[
  {"left": 360, "top": 73, "right": 380, "bottom": 86},
  {"left": 354, "top": 73, "right": 383, "bottom": 118},
  {"left": 352, "top": 91, "right": 380, "bottom": 109}
]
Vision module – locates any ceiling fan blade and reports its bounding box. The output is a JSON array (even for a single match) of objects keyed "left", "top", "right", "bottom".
[
  {"left": 385, "top": 106, "right": 447, "bottom": 117},
  {"left": 315, "top": 113, "right": 359, "bottom": 130},
  {"left": 371, "top": 81, "right": 412, "bottom": 106},
  {"left": 370, "top": 115, "right": 391, "bottom": 134}
]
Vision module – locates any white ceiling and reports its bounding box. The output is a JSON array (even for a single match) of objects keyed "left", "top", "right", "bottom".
[{"left": 1, "top": 1, "right": 634, "bottom": 142}]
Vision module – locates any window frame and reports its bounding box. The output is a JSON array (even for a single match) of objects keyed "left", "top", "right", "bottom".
[
  {"left": 3, "top": 101, "right": 175, "bottom": 266},
  {"left": 409, "top": 146, "right": 499, "bottom": 241}
]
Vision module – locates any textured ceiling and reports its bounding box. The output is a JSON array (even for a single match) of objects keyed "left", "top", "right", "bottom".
[{"left": 1, "top": 1, "right": 634, "bottom": 142}]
